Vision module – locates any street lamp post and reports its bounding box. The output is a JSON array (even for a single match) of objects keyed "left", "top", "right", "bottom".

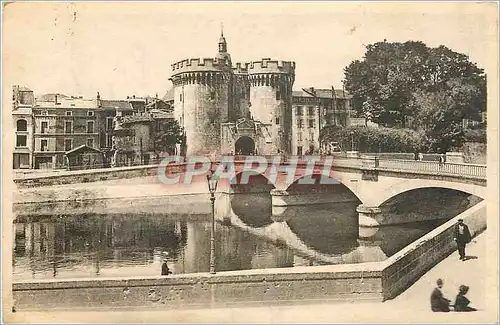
[{"left": 206, "top": 171, "right": 219, "bottom": 274}]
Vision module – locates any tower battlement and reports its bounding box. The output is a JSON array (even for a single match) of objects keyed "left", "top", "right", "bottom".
[
  {"left": 233, "top": 62, "right": 249, "bottom": 74},
  {"left": 248, "top": 59, "right": 296, "bottom": 75},
  {"left": 171, "top": 57, "right": 230, "bottom": 75}
]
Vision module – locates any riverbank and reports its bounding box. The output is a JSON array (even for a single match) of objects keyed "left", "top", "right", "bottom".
[{"left": 6, "top": 231, "right": 495, "bottom": 323}]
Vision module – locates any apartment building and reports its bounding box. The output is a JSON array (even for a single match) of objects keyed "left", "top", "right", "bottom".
[
  {"left": 291, "top": 87, "right": 352, "bottom": 155},
  {"left": 32, "top": 95, "right": 101, "bottom": 169},
  {"left": 12, "top": 86, "right": 35, "bottom": 169}
]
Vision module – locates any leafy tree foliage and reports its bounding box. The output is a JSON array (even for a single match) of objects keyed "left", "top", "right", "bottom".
[
  {"left": 343, "top": 41, "right": 486, "bottom": 151},
  {"left": 320, "top": 125, "right": 425, "bottom": 153},
  {"left": 153, "top": 119, "right": 185, "bottom": 155}
]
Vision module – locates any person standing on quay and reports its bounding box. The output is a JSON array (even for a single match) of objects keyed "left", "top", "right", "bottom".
[
  {"left": 161, "top": 260, "right": 172, "bottom": 276},
  {"left": 454, "top": 218, "right": 472, "bottom": 261},
  {"left": 431, "top": 278, "right": 451, "bottom": 312}
]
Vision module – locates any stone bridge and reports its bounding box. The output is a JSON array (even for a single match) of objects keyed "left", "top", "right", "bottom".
[
  {"left": 14, "top": 155, "right": 486, "bottom": 227},
  {"left": 201, "top": 156, "right": 486, "bottom": 227}
]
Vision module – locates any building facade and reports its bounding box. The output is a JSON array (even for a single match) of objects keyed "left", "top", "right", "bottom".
[
  {"left": 169, "top": 31, "right": 296, "bottom": 156},
  {"left": 112, "top": 110, "right": 175, "bottom": 167},
  {"left": 12, "top": 86, "right": 35, "bottom": 169},
  {"left": 32, "top": 95, "right": 101, "bottom": 169},
  {"left": 12, "top": 85, "right": 166, "bottom": 170},
  {"left": 291, "top": 87, "right": 352, "bottom": 155}
]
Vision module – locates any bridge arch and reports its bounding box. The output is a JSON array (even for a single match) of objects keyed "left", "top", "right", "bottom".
[
  {"left": 229, "top": 171, "right": 275, "bottom": 194},
  {"left": 372, "top": 181, "right": 486, "bottom": 208},
  {"left": 284, "top": 173, "right": 363, "bottom": 204},
  {"left": 228, "top": 172, "right": 275, "bottom": 227},
  {"left": 374, "top": 187, "right": 482, "bottom": 226}
]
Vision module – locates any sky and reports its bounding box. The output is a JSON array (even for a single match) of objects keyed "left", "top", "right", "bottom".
[{"left": 2, "top": 2, "right": 497, "bottom": 100}]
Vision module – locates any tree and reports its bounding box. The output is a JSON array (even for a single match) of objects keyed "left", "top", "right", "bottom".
[
  {"left": 343, "top": 41, "right": 486, "bottom": 130},
  {"left": 153, "top": 119, "right": 184, "bottom": 156},
  {"left": 411, "top": 77, "right": 482, "bottom": 152}
]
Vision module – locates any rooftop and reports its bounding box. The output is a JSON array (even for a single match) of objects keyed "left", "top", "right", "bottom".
[
  {"left": 302, "top": 88, "right": 352, "bottom": 99},
  {"left": 100, "top": 100, "right": 133, "bottom": 111},
  {"left": 65, "top": 144, "right": 102, "bottom": 155},
  {"left": 162, "top": 88, "right": 174, "bottom": 102},
  {"left": 35, "top": 97, "right": 98, "bottom": 109}
]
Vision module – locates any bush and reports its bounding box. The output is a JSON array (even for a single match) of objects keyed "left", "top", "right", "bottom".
[
  {"left": 320, "top": 126, "right": 425, "bottom": 153},
  {"left": 464, "top": 128, "right": 486, "bottom": 143}
]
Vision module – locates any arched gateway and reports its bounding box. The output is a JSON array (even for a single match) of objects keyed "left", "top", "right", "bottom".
[{"left": 235, "top": 136, "right": 255, "bottom": 155}]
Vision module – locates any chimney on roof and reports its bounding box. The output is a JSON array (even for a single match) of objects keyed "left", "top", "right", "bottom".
[
  {"left": 97, "top": 91, "right": 102, "bottom": 108},
  {"left": 309, "top": 87, "right": 316, "bottom": 95},
  {"left": 133, "top": 95, "right": 136, "bottom": 99},
  {"left": 55, "top": 94, "right": 58, "bottom": 105}
]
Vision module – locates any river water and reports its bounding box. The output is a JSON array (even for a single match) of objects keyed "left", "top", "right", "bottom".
[{"left": 12, "top": 193, "right": 448, "bottom": 281}]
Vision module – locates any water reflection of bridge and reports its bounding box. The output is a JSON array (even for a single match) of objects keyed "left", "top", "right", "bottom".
[
  {"left": 13, "top": 190, "right": 452, "bottom": 280},
  {"left": 218, "top": 195, "right": 387, "bottom": 265}
]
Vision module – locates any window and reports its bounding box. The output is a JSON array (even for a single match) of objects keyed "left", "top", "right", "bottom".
[
  {"left": 87, "top": 121, "right": 94, "bottom": 133},
  {"left": 276, "top": 89, "right": 281, "bottom": 100},
  {"left": 297, "top": 119, "right": 303, "bottom": 128},
  {"left": 106, "top": 134, "right": 113, "bottom": 147},
  {"left": 65, "top": 111, "right": 72, "bottom": 116},
  {"left": 297, "top": 146, "right": 303, "bottom": 155},
  {"left": 87, "top": 138, "right": 94, "bottom": 148},
  {"left": 296, "top": 106, "right": 303, "bottom": 116},
  {"left": 275, "top": 117, "right": 280, "bottom": 125},
  {"left": 41, "top": 121, "right": 48, "bottom": 134},
  {"left": 41, "top": 139, "right": 48, "bottom": 152},
  {"left": 16, "top": 135, "right": 27, "bottom": 147},
  {"left": 65, "top": 121, "right": 73, "bottom": 134},
  {"left": 297, "top": 132, "right": 302, "bottom": 141},
  {"left": 64, "top": 139, "right": 72, "bottom": 151},
  {"left": 87, "top": 111, "right": 95, "bottom": 117},
  {"left": 16, "top": 119, "right": 27, "bottom": 132},
  {"left": 180, "top": 94, "right": 183, "bottom": 102},
  {"left": 308, "top": 106, "right": 315, "bottom": 116},
  {"left": 41, "top": 110, "right": 48, "bottom": 116},
  {"left": 106, "top": 117, "right": 114, "bottom": 130},
  {"left": 308, "top": 119, "right": 315, "bottom": 128}
]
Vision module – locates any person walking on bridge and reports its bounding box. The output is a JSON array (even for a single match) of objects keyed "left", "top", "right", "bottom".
[{"left": 454, "top": 219, "right": 472, "bottom": 261}]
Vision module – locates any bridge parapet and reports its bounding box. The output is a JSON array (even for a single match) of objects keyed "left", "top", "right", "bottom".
[{"left": 374, "top": 159, "right": 486, "bottom": 180}]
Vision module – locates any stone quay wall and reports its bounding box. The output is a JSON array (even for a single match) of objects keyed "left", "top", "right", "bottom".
[
  {"left": 381, "top": 200, "right": 486, "bottom": 300},
  {"left": 12, "top": 201, "right": 486, "bottom": 310},
  {"left": 14, "top": 164, "right": 164, "bottom": 189},
  {"left": 12, "top": 264, "right": 384, "bottom": 311}
]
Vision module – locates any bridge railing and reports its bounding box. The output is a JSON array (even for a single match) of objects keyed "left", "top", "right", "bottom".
[{"left": 375, "top": 158, "right": 486, "bottom": 180}]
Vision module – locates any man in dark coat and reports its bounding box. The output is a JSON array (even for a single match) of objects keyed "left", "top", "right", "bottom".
[
  {"left": 454, "top": 219, "right": 472, "bottom": 261},
  {"left": 431, "top": 278, "right": 451, "bottom": 312},
  {"left": 161, "top": 260, "right": 172, "bottom": 276}
]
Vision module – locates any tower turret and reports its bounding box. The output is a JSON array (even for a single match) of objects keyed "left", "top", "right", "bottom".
[
  {"left": 169, "top": 57, "right": 232, "bottom": 155},
  {"left": 216, "top": 24, "right": 231, "bottom": 65},
  {"left": 248, "top": 58, "right": 295, "bottom": 154}
]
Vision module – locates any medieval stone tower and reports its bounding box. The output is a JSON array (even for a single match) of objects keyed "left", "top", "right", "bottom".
[
  {"left": 248, "top": 59, "right": 295, "bottom": 154},
  {"left": 169, "top": 30, "right": 295, "bottom": 156}
]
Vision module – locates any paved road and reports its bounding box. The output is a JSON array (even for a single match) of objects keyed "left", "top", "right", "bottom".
[{"left": 7, "top": 232, "right": 496, "bottom": 323}]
